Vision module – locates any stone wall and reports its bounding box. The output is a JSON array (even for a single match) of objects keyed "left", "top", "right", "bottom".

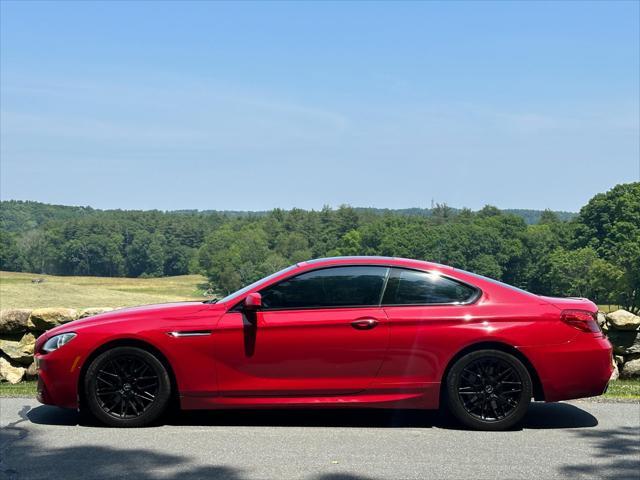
[
  {"left": 599, "top": 310, "right": 640, "bottom": 380},
  {"left": 1, "top": 307, "right": 639, "bottom": 384},
  {"left": 0, "top": 307, "right": 113, "bottom": 383}
]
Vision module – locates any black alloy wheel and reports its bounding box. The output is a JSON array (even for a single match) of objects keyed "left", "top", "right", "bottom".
[
  {"left": 84, "top": 347, "right": 171, "bottom": 427},
  {"left": 446, "top": 349, "right": 532, "bottom": 431}
]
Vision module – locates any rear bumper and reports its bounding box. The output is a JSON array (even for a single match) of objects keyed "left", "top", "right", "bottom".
[{"left": 520, "top": 334, "right": 613, "bottom": 402}]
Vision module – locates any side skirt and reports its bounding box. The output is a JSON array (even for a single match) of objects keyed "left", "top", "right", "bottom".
[{"left": 179, "top": 383, "right": 441, "bottom": 410}]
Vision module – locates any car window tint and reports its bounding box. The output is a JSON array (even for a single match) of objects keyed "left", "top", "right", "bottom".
[
  {"left": 382, "top": 268, "right": 476, "bottom": 305},
  {"left": 261, "top": 266, "right": 388, "bottom": 309}
]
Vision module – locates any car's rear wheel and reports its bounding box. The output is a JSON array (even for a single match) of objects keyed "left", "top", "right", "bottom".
[
  {"left": 445, "top": 349, "right": 532, "bottom": 431},
  {"left": 84, "top": 346, "right": 171, "bottom": 427}
]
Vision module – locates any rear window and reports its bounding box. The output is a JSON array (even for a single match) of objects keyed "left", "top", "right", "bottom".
[
  {"left": 382, "top": 268, "right": 477, "bottom": 305},
  {"left": 459, "top": 270, "right": 536, "bottom": 297}
]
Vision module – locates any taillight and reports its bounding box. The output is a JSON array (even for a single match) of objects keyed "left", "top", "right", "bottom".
[{"left": 561, "top": 309, "right": 600, "bottom": 333}]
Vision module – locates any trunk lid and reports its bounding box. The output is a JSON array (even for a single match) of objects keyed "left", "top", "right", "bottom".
[{"left": 538, "top": 295, "right": 598, "bottom": 313}]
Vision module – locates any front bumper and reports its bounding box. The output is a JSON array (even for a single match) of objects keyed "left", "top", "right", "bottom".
[{"left": 35, "top": 350, "right": 83, "bottom": 409}]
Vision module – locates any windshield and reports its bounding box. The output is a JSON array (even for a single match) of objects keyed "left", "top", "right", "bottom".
[{"left": 218, "top": 264, "right": 297, "bottom": 304}]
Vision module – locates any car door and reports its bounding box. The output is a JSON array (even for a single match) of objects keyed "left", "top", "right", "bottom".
[
  {"left": 376, "top": 267, "right": 480, "bottom": 387},
  {"left": 214, "top": 265, "right": 390, "bottom": 396}
]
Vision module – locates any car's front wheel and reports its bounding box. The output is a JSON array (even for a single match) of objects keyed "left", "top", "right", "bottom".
[
  {"left": 445, "top": 349, "right": 532, "bottom": 431},
  {"left": 84, "top": 346, "right": 171, "bottom": 427}
]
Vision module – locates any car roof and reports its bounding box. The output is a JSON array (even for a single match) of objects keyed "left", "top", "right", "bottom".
[{"left": 296, "top": 256, "right": 455, "bottom": 272}]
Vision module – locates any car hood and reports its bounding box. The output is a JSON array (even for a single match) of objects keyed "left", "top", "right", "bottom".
[{"left": 43, "top": 301, "right": 223, "bottom": 336}]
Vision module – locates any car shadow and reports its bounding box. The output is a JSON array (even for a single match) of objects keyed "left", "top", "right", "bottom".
[
  {"left": 26, "top": 401, "right": 597, "bottom": 430},
  {"left": 7, "top": 408, "right": 379, "bottom": 480},
  {"left": 523, "top": 401, "right": 598, "bottom": 429},
  {"left": 8, "top": 403, "right": 635, "bottom": 480},
  {"left": 558, "top": 425, "right": 640, "bottom": 480}
]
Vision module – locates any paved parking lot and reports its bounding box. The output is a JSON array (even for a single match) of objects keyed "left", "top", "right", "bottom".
[{"left": 1, "top": 398, "right": 639, "bottom": 480}]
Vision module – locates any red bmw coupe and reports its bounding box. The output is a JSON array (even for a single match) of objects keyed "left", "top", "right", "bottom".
[{"left": 35, "top": 256, "right": 613, "bottom": 430}]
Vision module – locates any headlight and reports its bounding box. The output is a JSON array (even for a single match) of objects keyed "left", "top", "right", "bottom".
[{"left": 42, "top": 333, "right": 77, "bottom": 353}]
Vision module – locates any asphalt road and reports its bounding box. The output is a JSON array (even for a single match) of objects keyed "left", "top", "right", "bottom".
[{"left": 1, "top": 398, "right": 638, "bottom": 480}]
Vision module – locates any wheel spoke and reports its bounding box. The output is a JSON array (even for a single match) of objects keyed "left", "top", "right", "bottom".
[
  {"left": 96, "top": 388, "right": 119, "bottom": 396},
  {"left": 136, "top": 378, "right": 159, "bottom": 388},
  {"left": 104, "top": 396, "right": 121, "bottom": 413},
  {"left": 128, "top": 398, "right": 139, "bottom": 416},
  {"left": 490, "top": 399, "right": 500, "bottom": 419},
  {"left": 495, "top": 367, "right": 512, "bottom": 380},
  {"left": 133, "top": 395, "right": 145, "bottom": 411},
  {"left": 137, "top": 364, "right": 151, "bottom": 377},
  {"left": 462, "top": 370, "right": 482, "bottom": 381},
  {"left": 502, "top": 388, "right": 522, "bottom": 394},
  {"left": 134, "top": 391, "right": 155, "bottom": 402},
  {"left": 497, "top": 394, "right": 518, "bottom": 408},
  {"left": 97, "top": 376, "right": 116, "bottom": 388}
]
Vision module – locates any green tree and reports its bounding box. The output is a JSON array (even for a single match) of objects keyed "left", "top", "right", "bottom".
[
  {"left": 198, "top": 224, "right": 271, "bottom": 294},
  {"left": 538, "top": 209, "right": 560, "bottom": 225},
  {"left": 431, "top": 203, "right": 455, "bottom": 224},
  {"left": 125, "top": 232, "right": 165, "bottom": 277},
  {"left": 163, "top": 242, "right": 191, "bottom": 276},
  {"left": 575, "top": 182, "right": 640, "bottom": 312},
  {"left": 542, "top": 247, "right": 623, "bottom": 304},
  {"left": 274, "top": 232, "right": 312, "bottom": 263},
  {"left": 18, "top": 230, "right": 54, "bottom": 274},
  {"left": 0, "top": 232, "right": 24, "bottom": 272},
  {"left": 333, "top": 230, "right": 363, "bottom": 256}
]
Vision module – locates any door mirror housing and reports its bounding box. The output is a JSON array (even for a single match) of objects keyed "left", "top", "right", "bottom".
[{"left": 244, "top": 292, "right": 262, "bottom": 311}]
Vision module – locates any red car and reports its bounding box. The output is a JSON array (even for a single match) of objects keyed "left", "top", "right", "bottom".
[{"left": 35, "top": 256, "right": 613, "bottom": 430}]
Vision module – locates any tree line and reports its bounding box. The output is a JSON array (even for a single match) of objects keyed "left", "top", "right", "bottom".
[{"left": 1, "top": 183, "right": 638, "bottom": 313}]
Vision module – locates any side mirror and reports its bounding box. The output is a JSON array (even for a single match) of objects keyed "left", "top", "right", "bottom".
[{"left": 244, "top": 292, "right": 262, "bottom": 311}]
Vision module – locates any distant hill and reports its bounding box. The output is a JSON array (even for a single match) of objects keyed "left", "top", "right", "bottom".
[
  {"left": 352, "top": 207, "right": 576, "bottom": 224},
  {"left": 0, "top": 200, "right": 576, "bottom": 233},
  {"left": 500, "top": 209, "right": 576, "bottom": 224}
]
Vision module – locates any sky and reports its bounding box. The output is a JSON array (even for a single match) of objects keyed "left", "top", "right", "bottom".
[{"left": 1, "top": 1, "right": 638, "bottom": 212}]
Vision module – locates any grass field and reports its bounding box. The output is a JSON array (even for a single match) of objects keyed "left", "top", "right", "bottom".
[
  {"left": 1, "top": 270, "right": 623, "bottom": 312},
  {"left": 0, "top": 271, "right": 210, "bottom": 309},
  {"left": 598, "top": 305, "right": 623, "bottom": 313},
  {"left": 604, "top": 379, "right": 640, "bottom": 399},
  {"left": 2, "top": 379, "right": 638, "bottom": 400}
]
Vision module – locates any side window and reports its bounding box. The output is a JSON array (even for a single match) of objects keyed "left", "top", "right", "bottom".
[
  {"left": 382, "top": 268, "right": 476, "bottom": 305},
  {"left": 261, "top": 266, "right": 389, "bottom": 309}
]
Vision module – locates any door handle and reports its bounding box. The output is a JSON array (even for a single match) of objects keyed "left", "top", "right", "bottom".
[{"left": 351, "top": 318, "right": 379, "bottom": 330}]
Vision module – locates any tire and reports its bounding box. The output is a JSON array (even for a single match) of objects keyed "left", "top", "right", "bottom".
[
  {"left": 84, "top": 346, "right": 171, "bottom": 427},
  {"left": 445, "top": 349, "right": 532, "bottom": 431}
]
